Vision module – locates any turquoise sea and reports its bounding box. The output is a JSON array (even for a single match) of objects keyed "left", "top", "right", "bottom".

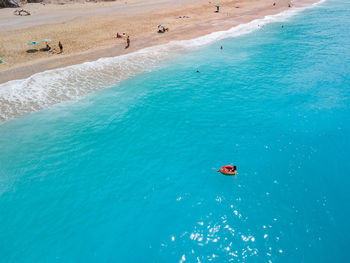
[{"left": 1, "top": 0, "right": 350, "bottom": 262}]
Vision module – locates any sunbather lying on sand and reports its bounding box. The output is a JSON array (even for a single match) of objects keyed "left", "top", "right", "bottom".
[{"left": 114, "top": 32, "right": 127, "bottom": 38}]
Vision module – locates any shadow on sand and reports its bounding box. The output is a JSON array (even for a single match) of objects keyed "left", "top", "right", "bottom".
[{"left": 26, "top": 49, "right": 38, "bottom": 53}]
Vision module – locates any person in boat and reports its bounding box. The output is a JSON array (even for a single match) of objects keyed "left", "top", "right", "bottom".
[
  {"left": 232, "top": 166, "right": 237, "bottom": 173},
  {"left": 227, "top": 166, "right": 236, "bottom": 172},
  {"left": 229, "top": 166, "right": 237, "bottom": 178},
  {"left": 217, "top": 165, "right": 237, "bottom": 178}
]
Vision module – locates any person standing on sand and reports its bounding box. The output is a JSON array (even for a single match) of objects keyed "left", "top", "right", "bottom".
[
  {"left": 126, "top": 36, "right": 130, "bottom": 48},
  {"left": 58, "top": 41, "right": 63, "bottom": 53},
  {"left": 125, "top": 36, "right": 130, "bottom": 49}
]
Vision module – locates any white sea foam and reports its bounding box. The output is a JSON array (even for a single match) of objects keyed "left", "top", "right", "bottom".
[{"left": 0, "top": 0, "right": 324, "bottom": 122}]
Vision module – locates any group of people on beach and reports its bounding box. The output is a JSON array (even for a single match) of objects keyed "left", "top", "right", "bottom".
[
  {"left": 45, "top": 41, "right": 63, "bottom": 54},
  {"left": 157, "top": 24, "right": 169, "bottom": 33},
  {"left": 28, "top": 1, "right": 294, "bottom": 61},
  {"left": 158, "top": 27, "right": 169, "bottom": 33},
  {"left": 114, "top": 32, "right": 131, "bottom": 48}
]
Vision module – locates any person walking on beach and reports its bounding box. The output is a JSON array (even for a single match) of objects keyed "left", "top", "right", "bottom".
[
  {"left": 125, "top": 36, "right": 130, "bottom": 49},
  {"left": 58, "top": 41, "right": 63, "bottom": 53}
]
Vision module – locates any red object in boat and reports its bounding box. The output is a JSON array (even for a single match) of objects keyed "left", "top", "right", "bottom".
[{"left": 217, "top": 165, "right": 237, "bottom": 176}]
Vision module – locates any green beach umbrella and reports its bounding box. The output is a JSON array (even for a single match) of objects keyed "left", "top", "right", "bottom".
[
  {"left": 0, "top": 58, "right": 3, "bottom": 63},
  {"left": 158, "top": 24, "right": 166, "bottom": 28},
  {"left": 216, "top": 5, "right": 220, "bottom": 7},
  {"left": 27, "top": 41, "right": 40, "bottom": 46},
  {"left": 42, "top": 39, "right": 52, "bottom": 43}
]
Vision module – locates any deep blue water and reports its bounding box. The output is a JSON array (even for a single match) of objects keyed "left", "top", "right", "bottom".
[{"left": 1, "top": 0, "right": 350, "bottom": 262}]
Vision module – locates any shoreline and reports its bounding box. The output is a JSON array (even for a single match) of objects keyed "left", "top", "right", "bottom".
[
  {"left": 0, "top": 0, "right": 323, "bottom": 123},
  {"left": 0, "top": 0, "right": 318, "bottom": 84}
]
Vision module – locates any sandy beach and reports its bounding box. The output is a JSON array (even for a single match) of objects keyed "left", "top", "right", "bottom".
[{"left": 0, "top": 0, "right": 316, "bottom": 84}]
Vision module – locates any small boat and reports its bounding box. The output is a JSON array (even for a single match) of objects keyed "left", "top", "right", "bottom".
[{"left": 217, "top": 165, "right": 237, "bottom": 177}]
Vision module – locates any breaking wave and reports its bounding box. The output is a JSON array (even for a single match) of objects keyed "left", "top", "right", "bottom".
[{"left": 0, "top": 0, "right": 324, "bottom": 122}]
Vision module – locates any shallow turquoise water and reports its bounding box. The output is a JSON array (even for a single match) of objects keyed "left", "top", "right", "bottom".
[{"left": 1, "top": 0, "right": 350, "bottom": 262}]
